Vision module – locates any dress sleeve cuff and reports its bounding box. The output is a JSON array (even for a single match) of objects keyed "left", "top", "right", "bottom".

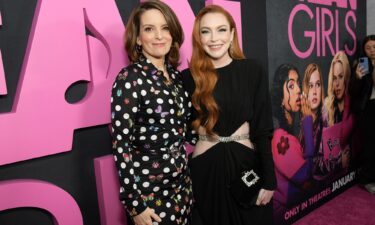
[{"left": 124, "top": 198, "right": 148, "bottom": 217}]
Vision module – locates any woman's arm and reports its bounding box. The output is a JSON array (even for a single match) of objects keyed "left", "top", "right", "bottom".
[
  {"left": 111, "top": 68, "right": 147, "bottom": 216},
  {"left": 272, "top": 117, "right": 314, "bottom": 186},
  {"left": 250, "top": 62, "right": 277, "bottom": 190},
  {"left": 181, "top": 69, "right": 198, "bottom": 146}
]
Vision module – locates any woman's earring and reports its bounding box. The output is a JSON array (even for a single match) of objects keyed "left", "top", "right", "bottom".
[{"left": 136, "top": 44, "right": 142, "bottom": 53}]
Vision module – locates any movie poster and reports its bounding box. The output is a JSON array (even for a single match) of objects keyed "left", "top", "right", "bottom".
[{"left": 266, "top": 1, "right": 366, "bottom": 224}]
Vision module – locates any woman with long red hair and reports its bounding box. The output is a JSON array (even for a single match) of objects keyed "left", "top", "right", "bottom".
[{"left": 182, "top": 5, "right": 276, "bottom": 225}]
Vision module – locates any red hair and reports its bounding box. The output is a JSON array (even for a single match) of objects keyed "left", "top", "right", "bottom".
[{"left": 190, "top": 5, "right": 244, "bottom": 135}]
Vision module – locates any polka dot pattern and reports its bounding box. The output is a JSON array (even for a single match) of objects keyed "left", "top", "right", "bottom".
[{"left": 111, "top": 56, "right": 195, "bottom": 224}]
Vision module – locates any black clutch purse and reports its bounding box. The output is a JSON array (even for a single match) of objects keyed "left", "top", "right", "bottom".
[{"left": 228, "top": 168, "right": 262, "bottom": 208}]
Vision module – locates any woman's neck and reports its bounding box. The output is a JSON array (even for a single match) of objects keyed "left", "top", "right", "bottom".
[
  {"left": 142, "top": 53, "right": 166, "bottom": 71},
  {"left": 212, "top": 55, "right": 233, "bottom": 69},
  {"left": 337, "top": 98, "right": 345, "bottom": 112},
  {"left": 152, "top": 59, "right": 166, "bottom": 71},
  {"left": 284, "top": 110, "right": 293, "bottom": 126},
  {"left": 311, "top": 108, "right": 318, "bottom": 122}
]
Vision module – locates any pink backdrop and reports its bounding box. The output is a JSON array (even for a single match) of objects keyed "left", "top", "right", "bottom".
[{"left": 0, "top": 1, "right": 242, "bottom": 225}]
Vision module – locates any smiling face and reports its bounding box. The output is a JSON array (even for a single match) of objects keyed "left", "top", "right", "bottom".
[
  {"left": 307, "top": 70, "right": 322, "bottom": 113},
  {"left": 283, "top": 70, "right": 301, "bottom": 112},
  {"left": 136, "top": 9, "right": 172, "bottom": 64},
  {"left": 332, "top": 62, "right": 345, "bottom": 101},
  {"left": 199, "top": 12, "right": 234, "bottom": 67}
]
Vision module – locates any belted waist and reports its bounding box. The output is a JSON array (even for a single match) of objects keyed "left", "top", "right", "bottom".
[{"left": 198, "top": 134, "right": 250, "bottom": 143}]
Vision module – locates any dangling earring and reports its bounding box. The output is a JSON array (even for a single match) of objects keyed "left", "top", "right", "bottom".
[{"left": 136, "top": 44, "right": 142, "bottom": 54}]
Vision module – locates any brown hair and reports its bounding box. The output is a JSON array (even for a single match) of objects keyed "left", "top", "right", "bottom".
[
  {"left": 190, "top": 5, "right": 245, "bottom": 135},
  {"left": 125, "top": 0, "right": 183, "bottom": 68}
]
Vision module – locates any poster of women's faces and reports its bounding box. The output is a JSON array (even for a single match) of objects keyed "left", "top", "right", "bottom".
[{"left": 267, "top": 0, "right": 366, "bottom": 224}]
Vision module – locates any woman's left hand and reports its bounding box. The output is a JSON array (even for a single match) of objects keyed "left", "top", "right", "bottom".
[{"left": 255, "top": 189, "right": 274, "bottom": 206}]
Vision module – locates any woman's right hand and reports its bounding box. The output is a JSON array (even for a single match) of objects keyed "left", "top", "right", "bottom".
[
  {"left": 256, "top": 189, "right": 274, "bottom": 206},
  {"left": 133, "top": 207, "right": 162, "bottom": 225},
  {"left": 300, "top": 92, "right": 313, "bottom": 120},
  {"left": 356, "top": 64, "right": 366, "bottom": 79}
]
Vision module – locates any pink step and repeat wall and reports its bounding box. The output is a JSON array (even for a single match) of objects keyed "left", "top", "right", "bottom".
[
  {"left": 0, "top": 1, "right": 241, "bottom": 225},
  {"left": 0, "top": 0, "right": 366, "bottom": 225}
]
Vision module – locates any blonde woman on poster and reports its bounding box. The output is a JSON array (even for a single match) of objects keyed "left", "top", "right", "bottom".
[
  {"left": 323, "top": 51, "right": 353, "bottom": 177},
  {"left": 324, "top": 51, "right": 352, "bottom": 127}
]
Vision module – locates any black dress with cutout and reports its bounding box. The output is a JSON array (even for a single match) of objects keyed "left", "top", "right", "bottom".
[{"left": 182, "top": 59, "right": 277, "bottom": 225}]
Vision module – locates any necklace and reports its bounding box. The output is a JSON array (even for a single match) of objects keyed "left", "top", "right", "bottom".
[
  {"left": 170, "top": 82, "right": 184, "bottom": 117},
  {"left": 156, "top": 64, "right": 172, "bottom": 85},
  {"left": 158, "top": 64, "right": 184, "bottom": 117}
]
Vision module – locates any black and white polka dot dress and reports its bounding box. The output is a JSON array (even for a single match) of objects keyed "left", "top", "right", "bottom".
[{"left": 111, "top": 55, "right": 195, "bottom": 225}]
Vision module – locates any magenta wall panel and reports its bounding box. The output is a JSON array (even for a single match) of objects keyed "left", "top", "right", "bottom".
[
  {"left": 0, "top": 179, "right": 83, "bottom": 225},
  {"left": 94, "top": 155, "right": 127, "bottom": 225},
  {"left": 0, "top": 51, "right": 6, "bottom": 95},
  {"left": 0, "top": 10, "right": 6, "bottom": 95},
  {"left": 0, "top": 0, "right": 125, "bottom": 166}
]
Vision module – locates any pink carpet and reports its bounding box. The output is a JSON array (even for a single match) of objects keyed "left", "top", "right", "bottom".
[{"left": 293, "top": 185, "right": 375, "bottom": 225}]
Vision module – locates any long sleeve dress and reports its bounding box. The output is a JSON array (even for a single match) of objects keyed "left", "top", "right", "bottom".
[
  {"left": 111, "top": 55, "right": 195, "bottom": 225},
  {"left": 182, "top": 59, "right": 277, "bottom": 225}
]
